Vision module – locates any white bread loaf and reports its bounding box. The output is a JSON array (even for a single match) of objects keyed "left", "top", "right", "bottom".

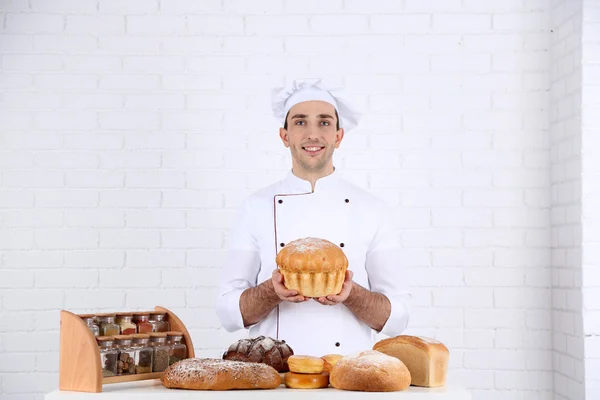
[
  {"left": 373, "top": 335, "right": 449, "bottom": 387},
  {"left": 329, "top": 350, "right": 411, "bottom": 392}
]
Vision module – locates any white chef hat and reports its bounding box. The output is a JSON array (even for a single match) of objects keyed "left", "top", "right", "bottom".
[{"left": 271, "top": 78, "right": 361, "bottom": 131}]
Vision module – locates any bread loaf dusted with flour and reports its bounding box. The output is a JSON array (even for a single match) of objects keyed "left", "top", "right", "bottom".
[
  {"left": 160, "top": 358, "right": 281, "bottom": 390},
  {"left": 222, "top": 336, "right": 294, "bottom": 372},
  {"left": 329, "top": 350, "right": 411, "bottom": 392}
]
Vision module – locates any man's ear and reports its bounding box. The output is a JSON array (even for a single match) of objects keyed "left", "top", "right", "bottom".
[
  {"left": 334, "top": 128, "right": 345, "bottom": 149},
  {"left": 279, "top": 127, "right": 290, "bottom": 148}
]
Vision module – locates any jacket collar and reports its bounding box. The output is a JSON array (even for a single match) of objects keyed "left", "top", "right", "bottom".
[{"left": 282, "top": 167, "right": 341, "bottom": 193}]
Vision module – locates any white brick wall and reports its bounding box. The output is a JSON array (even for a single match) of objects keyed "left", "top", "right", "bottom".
[
  {"left": 1, "top": 0, "right": 593, "bottom": 399},
  {"left": 582, "top": 1, "right": 600, "bottom": 399}
]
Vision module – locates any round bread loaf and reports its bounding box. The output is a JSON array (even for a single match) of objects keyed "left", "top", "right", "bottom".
[
  {"left": 288, "top": 355, "right": 324, "bottom": 374},
  {"left": 222, "top": 336, "right": 293, "bottom": 372},
  {"left": 321, "top": 354, "right": 343, "bottom": 373},
  {"left": 329, "top": 350, "right": 411, "bottom": 392},
  {"left": 284, "top": 372, "right": 329, "bottom": 389},
  {"left": 276, "top": 237, "right": 348, "bottom": 297},
  {"left": 160, "top": 358, "right": 281, "bottom": 390}
]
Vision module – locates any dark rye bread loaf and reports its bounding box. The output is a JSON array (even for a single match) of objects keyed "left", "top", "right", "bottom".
[
  {"left": 161, "top": 358, "right": 281, "bottom": 390},
  {"left": 222, "top": 336, "right": 294, "bottom": 372}
]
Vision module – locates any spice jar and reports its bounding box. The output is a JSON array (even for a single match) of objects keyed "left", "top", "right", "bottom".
[
  {"left": 149, "top": 333, "right": 169, "bottom": 372},
  {"left": 131, "top": 334, "right": 154, "bottom": 374},
  {"left": 96, "top": 313, "right": 120, "bottom": 336},
  {"left": 114, "top": 335, "right": 136, "bottom": 375},
  {"left": 166, "top": 331, "right": 187, "bottom": 366},
  {"left": 149, "top": 313, "right": 170, "bottom": 333},
  {"left": 80, "top": 314, "right": 100, "bottom": 337},
  {"left": 97, "top": 336, "right": 118, "bottom": 377},
  {"left": 132, "top": 312, "right": 153, "bottom": 334},
  {"left": 115, "top": 313, "right": 137, "bottom": 335}
]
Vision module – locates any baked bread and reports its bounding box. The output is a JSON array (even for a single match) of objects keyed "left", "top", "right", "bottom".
[
  {"left": 321, "top": 354, "right": 343, "bottom": 374},
  {"left": 288, "top": 355, "right": 324, "bottom": 374},
  {"left": 284, "top": 372, "right": 329, "bottom": 389},
  {"left": 329, "top": 350, "right": 411, "bottom": 392},
  {"left": 161, "top": 358, "right": 281, "bottom": 390},
  {"left": 222, "top": 336, "right": 293, "bottom": 372},
  {"left": 276, "top": 237, "right": 348, "bottom": 297},
  {"left": 373, "top": 335, "right": 449, "bottom": 387}
]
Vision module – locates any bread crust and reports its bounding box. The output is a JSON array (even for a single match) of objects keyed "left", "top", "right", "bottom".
[
  {"left": 288, "top": 355, "right": 324, "bottom": 374},
  {"left": 321, "top": 354, "right": 343, "bottom": 373},
  {"left": 161, "top": 358, "right": 281, "bottom": 390},
  {"left": 329, "top": 350, "right": 411, "bottom": 392},
  {"left": 276, "top": 238, "right": 348, "bottom": 297},
  {"left": 284, "top": 372, "right": 329, "bottom": 389},
  {"left": 276, "top": 238, "right": 347, "bottom": 274},
  {"left": 373, "top": 335, "right": 449, "bottom": 387},
  {"left": 222, "top": 336, "right": 293, "bottom": 372}
]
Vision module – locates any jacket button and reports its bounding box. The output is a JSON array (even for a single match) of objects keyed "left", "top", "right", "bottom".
[
  {"left": 345, "top": 199, "right": 349, "bottom": 203},
  {"left": 335, "top": 342, "right": 340, "bottom": 347},
  {"left": 340, "top": 243, "right": 345, "bottom": 248},
  {"left": 280, "top": 243, "right": 285, "bottom": 247},
  {"left": 278, "top": 199, "right": 283, "bottom": 204}
]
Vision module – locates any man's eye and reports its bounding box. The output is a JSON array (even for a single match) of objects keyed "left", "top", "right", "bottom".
[
  {"left": 321, "top": 121, "right": 330, "bottom": 126},
  {"left": 295, "top": 120, "right": 306, "bottom": 125}
]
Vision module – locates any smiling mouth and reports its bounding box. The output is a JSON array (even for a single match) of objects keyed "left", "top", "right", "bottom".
[{"left": 302, "top": 146, "right": 325, "bottom": 155}]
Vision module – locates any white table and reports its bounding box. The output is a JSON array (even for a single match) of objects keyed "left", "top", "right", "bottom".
[{"left": 45, "top": 380, "right": 471, "bottom": 400}]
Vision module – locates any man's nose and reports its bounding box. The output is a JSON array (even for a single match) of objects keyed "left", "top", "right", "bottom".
[{"left": 305, "top": 124, "right": 319, "bottom": 140}]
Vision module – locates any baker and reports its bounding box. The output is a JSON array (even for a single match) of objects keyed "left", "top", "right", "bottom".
[{"left": 215, "top": 79, "right": 411, "bottom": 357}]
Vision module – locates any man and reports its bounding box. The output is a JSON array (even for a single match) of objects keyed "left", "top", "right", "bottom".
[{"left": 215, "top": 79, "right": 410, "bottom": 356}]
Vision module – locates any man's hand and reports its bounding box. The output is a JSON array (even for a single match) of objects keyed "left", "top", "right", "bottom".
[
  {"left": 272, "top": 269, "right": 310, "bottom": 303},
  {"left": 315, "top": 270, "right": 353, "bottom": 306}
]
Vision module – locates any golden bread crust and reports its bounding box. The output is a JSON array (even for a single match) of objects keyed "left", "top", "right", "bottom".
[
  {"left": 321, "top": 354, "right": 343, "bottom": 373},
  {"left": 288, "top": 355, "right": 324, "bottom": 374},
  {"left": 276, "top": 237, "right": 348, "bottom": 297},
  {"left": 283, "top": 372, "right": 329, "bottom": 389},
  {"left": 373, "top": 335, "right": 449, "bottom": 387},
  {"left": 276, "top": 237, "right": 347, "bottom": 274}
]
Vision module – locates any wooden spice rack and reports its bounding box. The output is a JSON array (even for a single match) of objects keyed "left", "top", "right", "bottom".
[{"left": 59, "top": 306, "right": 195, "bottom": 393}]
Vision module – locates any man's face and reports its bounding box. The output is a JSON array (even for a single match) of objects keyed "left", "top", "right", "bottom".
[{"left": 279, "top": 100, "right": 344, "bottom": 174}]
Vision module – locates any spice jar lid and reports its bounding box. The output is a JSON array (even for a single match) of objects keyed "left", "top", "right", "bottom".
[
  {"left": 149, "top": 332, "right": 168, "bottom": 338},
  {"left": 115, "top": 312, "right": 134, "bottom": 317},
  {"left": 166, "top": 331, "right": 184, "bottom": 337},
  {"left": 132, "top": 334, "right": 151, "bottom": 339}
]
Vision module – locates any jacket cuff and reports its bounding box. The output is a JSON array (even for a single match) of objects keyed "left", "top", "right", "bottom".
[
  {"left": 215, "top": 288, "right": 246, "bottom": 332},
  {"left": 379, "top": 293, "right": 411, "bottom": 337}
]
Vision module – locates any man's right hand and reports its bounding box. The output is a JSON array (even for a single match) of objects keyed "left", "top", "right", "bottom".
[{"left": 271, "top": 269, "right": 310, "bottom": 303}]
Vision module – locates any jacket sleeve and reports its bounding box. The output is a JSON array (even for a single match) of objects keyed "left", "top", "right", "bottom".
[
  {"left": 365, "top": 200, "right": 411, "bottom": 337},
  {"left": 214, "top": 197, "right": 262, "bottom": 332}
]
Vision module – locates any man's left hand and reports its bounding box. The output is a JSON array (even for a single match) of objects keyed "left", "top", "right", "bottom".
[{"left": 315, "top": 270, "right": 353, "bottom": 306}]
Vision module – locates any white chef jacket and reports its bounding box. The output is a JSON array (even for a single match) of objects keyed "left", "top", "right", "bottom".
[{"left": 215, "top": 169, "right": 411, "bottom": 356}]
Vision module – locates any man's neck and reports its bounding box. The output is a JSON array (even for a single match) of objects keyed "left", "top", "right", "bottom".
[{"left": 291, "top": 165, "right": 335, "bottom": 192}]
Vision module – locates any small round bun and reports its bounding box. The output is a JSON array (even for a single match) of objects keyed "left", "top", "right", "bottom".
[
  {"left": 330, "top": 350, "right": 411, "bottom": 392},
  {"left": 284, "top": 372, "right": 329, "bottom": 389},
  {"left": 288, "top": 355, "right": 324, "bottom": 374},
  {"left": 321, "top": 354, "right": 343, "bottom": 373}
]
